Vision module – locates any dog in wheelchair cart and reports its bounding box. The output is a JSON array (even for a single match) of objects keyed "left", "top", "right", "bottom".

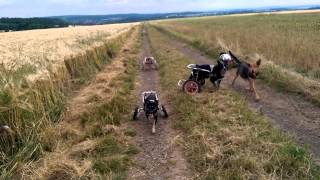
[
  {"left": 133, "top": 91, "right": 168, "bottom": 133},
  {"left": 178, "top": 52, "right": 234, "bottom": 94},
  {"left": 142, "top": 57, "right": 158, "bottom": 70}
]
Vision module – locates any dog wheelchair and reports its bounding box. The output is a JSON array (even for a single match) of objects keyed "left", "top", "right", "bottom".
[
  {"left": 142, "top": 57, "right": 158, "bottom": 70},
  {"left": 178, "top": 64, "right": 225, "bottom": 95},
  {"left": 133, "top": 91, "right": 168, "bottom": 133}
]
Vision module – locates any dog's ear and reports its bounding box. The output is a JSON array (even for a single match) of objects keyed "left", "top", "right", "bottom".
[{"left": 256, "top": 59, "right": 261, "bottom": 66}]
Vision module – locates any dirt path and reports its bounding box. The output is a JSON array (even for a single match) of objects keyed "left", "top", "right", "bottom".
[
  {"left": 163, "top": 35, "right": 320, "bottom": 164},
  {"left": 127, "top": 27, "right": 191, "bottom": 179}
]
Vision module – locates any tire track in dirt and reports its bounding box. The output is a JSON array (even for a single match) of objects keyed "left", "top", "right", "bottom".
[
  {"left": 127, "top": 26, "right": 191, "bottom": 179},
  {"left": 161, "top": 33, "right": 320, "bottom": 164}
]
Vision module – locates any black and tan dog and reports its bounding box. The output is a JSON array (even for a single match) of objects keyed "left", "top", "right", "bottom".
[{"left": 229, "top": 51, "right": 262, "bottom": 100}]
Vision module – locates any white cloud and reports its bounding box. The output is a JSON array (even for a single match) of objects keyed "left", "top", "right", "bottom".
[
  {"left": 1, "top": 0, "right": 320, "bottom": 17},
  {"left": 0, "top": 0, "right": 11, "bottom": 6},
  {"left": 106, "top": 0, "right": 128, "bottom": 3}
]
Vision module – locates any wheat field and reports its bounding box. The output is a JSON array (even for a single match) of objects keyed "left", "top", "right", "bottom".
[
  {"left": 0, "top": 23, "right": 138, "bottom": 178},
  {"left": 0, "top": 23, "right": 137, "bottom": 73}
]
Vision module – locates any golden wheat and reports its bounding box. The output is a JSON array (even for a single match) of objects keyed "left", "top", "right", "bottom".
[
  {"left": 0, "top": 23, "right": 138, "bottom": 73},
  {"left": 0, "top": 23, "right": 138, "bottom": 178}
]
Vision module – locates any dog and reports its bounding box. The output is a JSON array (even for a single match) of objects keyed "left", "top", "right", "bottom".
[
  {"left": 142, "top": 57, "right": 158, "bottom": 70},
  {"left": 133, "top": 91, "right": 168, "bottom": 133},
  {"left": 143, "top": 92, "right": 159, "bottom": 133},
  {"left": 188, "top": 63, "right": 226, "bottom": 88},
  {"left": 229, "top": 51, "right": 262, "bottom": 100}
]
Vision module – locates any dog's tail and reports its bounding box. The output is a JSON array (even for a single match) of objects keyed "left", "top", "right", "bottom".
[{"left": 228, "top": 51, "right": 241, "bottom": 65}]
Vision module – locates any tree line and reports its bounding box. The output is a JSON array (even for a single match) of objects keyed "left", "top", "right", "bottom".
[{"left": 0, "top": 18, "right": 69, "bottom": 32}]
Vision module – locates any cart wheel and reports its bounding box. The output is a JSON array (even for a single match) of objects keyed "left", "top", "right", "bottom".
[
  {"left": 161, "top": 105, "right": 168, "bottom": 118},
  {"left": 154, "top": 63, "right": 159, "bottom": 70},
  {"left": 183, "top": 80, "right": 200, "bottom": 95},
  {"left": 133, "top": 107, "right": 139, "bottom": 120}
]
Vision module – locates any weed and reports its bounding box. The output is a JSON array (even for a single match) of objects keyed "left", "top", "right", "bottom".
[{"left": 124, "top": 128, "right": 137, "bottom": 137}]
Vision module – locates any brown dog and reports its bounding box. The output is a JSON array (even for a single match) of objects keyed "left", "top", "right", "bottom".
[{"left": 230, "top": 51, "right": 261, "bottom": 100}]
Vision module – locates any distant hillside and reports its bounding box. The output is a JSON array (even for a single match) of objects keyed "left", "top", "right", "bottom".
[
  {"left": 51, "top": 5, "right": 320, "bottom": 25},
  {"left": 51, "top": 13, "right": 203, "bottom": 25},
  {"left": 308, "top": 6, "right": 320, "bottom": 10},
  {"left": 0, "top": 18, "right": 69, "bottom": 32}
]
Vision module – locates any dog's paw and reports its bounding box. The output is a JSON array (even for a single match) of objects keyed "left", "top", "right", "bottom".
[{"left": 152, "top": 127, "right": 156, "bottom": 134}]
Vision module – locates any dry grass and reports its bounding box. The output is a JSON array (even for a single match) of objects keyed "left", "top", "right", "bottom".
[
  {"left": 152, "top": 13, "right": 320, "bottom": 105},
  {"left": 19, "top": 25, "right": 142, "bottom": 180},
  {"left": 148, "top": 25, "right": 320, "bottom": 179},
  {"left": 0, "top": 23, "right": 137, "bottom": 73},
  {"left": 0, "top": 24, "right": 139, "bottom": 178},
  {"left": 154, "top": 12, "right": 320, "bottom": 78}
]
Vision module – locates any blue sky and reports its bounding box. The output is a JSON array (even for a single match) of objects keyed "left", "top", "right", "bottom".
[{"left": 0, "top": 0, "right": 319, "bottom": 17}]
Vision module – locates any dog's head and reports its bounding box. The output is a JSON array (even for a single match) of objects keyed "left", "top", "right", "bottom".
[{"left": 249, "top": 59, "right": 261, "bottom": 79}]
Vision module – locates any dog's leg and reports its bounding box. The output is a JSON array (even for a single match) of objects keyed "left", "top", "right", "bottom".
[
  {"left": 152, "top": 113, "right": 158, "bottom": 134},
  {"left": 252, "top": 80, "right": 260, "bottom": 100},
  {"left": 248, "top": 79, "right": 254, "bottom": 91},
  {"left": 232, "top": 72, "right": 239, "bottom": 86},
  {"left": 246, "top": 80, "right": 254, "bottom": 92},
  {"left": 249, "top": 79, "right": 260, "bottom": 100}
]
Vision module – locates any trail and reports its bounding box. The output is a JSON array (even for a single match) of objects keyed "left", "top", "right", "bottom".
[
  {"left": 160, "top": 33, "right": 320, "bottom": 164},
  {"left": 127, "top": 26, "right": 191, "bottom": 179}
]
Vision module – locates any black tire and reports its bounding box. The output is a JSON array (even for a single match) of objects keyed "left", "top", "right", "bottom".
[
  {"left": 154, "top": 63, "right": 159, "bottom": 70},
  {"left": 161, "top": 105, "right": 168, "bottom": 118},
  {"left": 133, "top": 107, "right": 139, "bottom": 120},
  {"left": 182, "top": 79, "right": 201, "bottom": 95}
]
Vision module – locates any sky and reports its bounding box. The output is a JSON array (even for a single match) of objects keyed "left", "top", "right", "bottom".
[{"left": 0, "top": 0, "right": 320, "bottom": 17}]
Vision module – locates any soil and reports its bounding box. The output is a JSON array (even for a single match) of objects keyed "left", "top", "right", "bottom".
[
  {"left": 166, "top": 38, "right": 320, "bottom": 164},
  {"left": 127, "top": 27, "right": 191, "bottom": 179}
]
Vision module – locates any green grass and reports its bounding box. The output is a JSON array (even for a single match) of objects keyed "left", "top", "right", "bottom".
[
  {"left": 67, "top": 26, "right": 141, "bottom": 179},
  {"left": 92, "top": 135, "right": 134, "bottom": 179},
  {"left": 124, "top": 128, "right": 137, "bottom": 137},
  {"left": 93, "top": 156, "right": 129, "bottom": 179},
  {"left": 148, "top": 25, "right": 320, "bottom": 179}
]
